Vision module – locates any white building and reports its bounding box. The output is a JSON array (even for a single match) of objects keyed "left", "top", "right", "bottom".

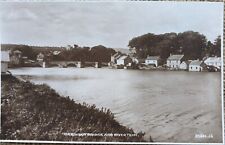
[
  {"left": 37, "top": 52, "right": 45, "bottom": 62},
  {"left": 53, "top": 51, "right": 61, "bottom": 56},
  {"left": 189, "top": 60, "right": 203, "bottom": 72},
  {"left": 179, "top": 60, "right": 191, "bottom": 70},
  {"left": 111, "top": 52, "right": 121, "bottom": 63},
  {"left": 1, "top": 51, "right": 10, "bottom": 73},
  {"left": 145, "top": 56, "right": 160, "bottom": 67},
  {"left": 166, "top": 54, "right": 184, "bottom": 69},
  {"left": 116, "top": 56, "right": 132, "bottom": 66},
  {"left": 204, "top": 57, "right": 221, "bottom": 69}
]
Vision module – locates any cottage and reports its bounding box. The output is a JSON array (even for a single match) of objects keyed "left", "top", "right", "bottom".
[
  {"left": 145, "top": 56, "right": 160, "bottom": 67},
  {"left": 37, "top": 52, "right": 45, "bottom": 62},
  {"left": 189, "top": 60, "right": 204, "bottom": 72},
  {"left": 111, "top": 52, "right": 121, "bottom": 63},
  {"left": 166, "top": 54, "right": 184, "bottom": 69},
  {"left": 1, "top": 51, "right": 10, "bottom": 73},
  {"left": 116, "top": 56, "right": 132, "bottom": 66},
  {"left": 204, "top": 56, "right": 221, "bottom": 69},
  {"left": 179, "top": 60, "right": 191, "bottom": 70}
]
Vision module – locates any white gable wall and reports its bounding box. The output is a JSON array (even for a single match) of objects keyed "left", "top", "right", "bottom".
[{"left": 145, "top": 60, "right": 158, "bottom": 66}]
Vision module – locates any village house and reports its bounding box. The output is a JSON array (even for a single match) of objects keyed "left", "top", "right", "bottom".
[
  {"left": 111, "top": 52, "right": 122, "bottom": 64},
  {"left": 1, "top": 51, "right": 10, "bottom": 73},
  {"left": 145, "top": 56, "right": 160, "bottom": 67},
  {"left": 204, "top": 56, "right": 221, "bottom": 69},
  {"left": 37, "top": 52, "right": 45, "bottom": 62},
  {"left": 116, "top": 55, "right": 132, "bottom": 66},
  {"left": 179, "top": 60, "right": 191, "bottom": 70},
  {"left": 166, "top": 54, "right": 184, "bottom": 69},
  {"left": 189, "top": 60, "right": 204, "bottom": 72}
]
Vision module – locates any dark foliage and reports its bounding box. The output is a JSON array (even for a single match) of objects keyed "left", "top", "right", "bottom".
[
  {"left": 128, "top": 31, "right": 221, "bottom": 61},
  {"left": 1, "top": 44, "right": 116, "bottom": 63}
]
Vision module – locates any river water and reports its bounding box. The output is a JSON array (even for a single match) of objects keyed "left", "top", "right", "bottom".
[{"left": 9, "top": 67, "right": 222, "bottom": 143}]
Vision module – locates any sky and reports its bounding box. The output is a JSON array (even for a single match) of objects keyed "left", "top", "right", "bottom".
[{"left": 0, "top": 1, "right": 224, "bottom": 48}]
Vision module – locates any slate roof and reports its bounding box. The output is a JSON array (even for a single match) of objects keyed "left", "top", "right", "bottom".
[
  {"left": 204, "top": 57, "right": 221, "bottom": 62},
  {"left": 146, "top": 56, "right": 160, "bottom": 60},
  {"left": 167, "top": 55, "right": 184, "bottom": 60},
  {"left": 118, "top": 56, "right": 128, "bottom": 60},
  {"left": 189, "top": 60, "right": 202, "bottom": 66}
]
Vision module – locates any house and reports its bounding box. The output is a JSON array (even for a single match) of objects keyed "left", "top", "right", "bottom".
[
  {"left": 111, "top": 52, "right": 122, "bottom": 63},
  {"left": 116, "top": 55, "right": 132, "bottom": 66},
  {"left": 204, "top": 56, "right": 221, "bottom": 69},
  {"left": 166, "top": 54, "right": 184, "bottom": 69},
  {"left": 145, "top": 56, "right": 160, "bottom": 67},
  {"left": 10, "top": 50, "right": 22, "bottom": 65},
  {"left": 53, "top": 51, "right": 61, "bottom": 56},
  {"left": 189, "top": 60, "right": 204, "bottom": 72},
  {"left": 179, "top": 60, "right": 191, "bottom": 70},
  {"left": 37, "top": 52, "right": 45, "bottom": 62},
  {"left": 1, "top": 51, "right": 10, "bottom": 73}
]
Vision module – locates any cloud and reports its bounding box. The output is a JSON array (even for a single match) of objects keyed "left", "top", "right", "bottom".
[{"left": 0, "top": 2, "right": 223, "bottom": 48}]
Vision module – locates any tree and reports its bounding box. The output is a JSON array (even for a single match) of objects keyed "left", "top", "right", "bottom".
[
  {"left": 13, "top": 45, "right": 37, "bottom": 60},
  {"left": 128, "top": 31, "right": 208, "bottom": 61},
  {"left": 213, "top": 36, "right": 221, "bottom": 57}
]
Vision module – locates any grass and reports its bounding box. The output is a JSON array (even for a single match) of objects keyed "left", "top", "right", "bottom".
[{"left": 1, "top": 75, "right": 146, "bottom": 142}]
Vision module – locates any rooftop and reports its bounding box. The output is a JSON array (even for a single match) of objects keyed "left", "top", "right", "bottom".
[
  {"left": 146, "top": 56, "right": 160, "bottom": 60},
  {"left": 167, "top": 54, "right": 184, "bottom": 60},
  {"left": 204, "top": 57, "right": 221, "bottom": 62},
  {"left": 189, "top": 60, "right": 202, "bottom": 66},
  {"left": 118, "top": 55, "right": 128, "bottom": 60}
]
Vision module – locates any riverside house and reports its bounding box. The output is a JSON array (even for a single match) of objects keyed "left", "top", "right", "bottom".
[
  {"left": 116, "top": 55, "right": 132, "bottom": 66},
  {"left": 166, "top": 54, "right": 184, "bottom": 69},
  {"left": 37, "top": 52, "right": 45, "bottom": 62},
  {"left": 179, "top": 60, "right": 191, "bottom": 70},
  {"left": 145, "top": 56, "right": 160, "bottom": 67},
  {"left": 204, "top": 56, "right": 221, "bottom": 69},
  {"left": 189, "top": 60, "right": 204, "bottom": 72},
  {"left": 1, "top": 51, "right": 10, "bottom": 73},
  {"left": 111, "top": 52, "right": 122, "bottom": 64}
]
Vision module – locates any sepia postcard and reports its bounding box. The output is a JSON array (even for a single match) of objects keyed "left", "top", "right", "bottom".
[{"left": 0, "top": 1, "right": 224, "bottom": 144}]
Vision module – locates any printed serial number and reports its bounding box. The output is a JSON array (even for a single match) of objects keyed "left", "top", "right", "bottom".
[{"left": 195, "top": 133, "right": 213, "bottom": 139}]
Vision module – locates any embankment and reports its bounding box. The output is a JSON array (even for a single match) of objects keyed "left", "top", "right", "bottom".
[{"left": 1, "top": 75, "right": 146, "bottom": 142}]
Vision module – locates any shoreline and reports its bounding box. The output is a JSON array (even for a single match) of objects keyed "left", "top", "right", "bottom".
[
  {"left": 1, "top": 75, "right": 147, "bottom": 142},
  {"left": 8, "top": 65, "right": 221, "bottom": 73}
]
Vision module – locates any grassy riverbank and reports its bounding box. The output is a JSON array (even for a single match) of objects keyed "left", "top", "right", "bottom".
[{"left": 1, "top": 75, "right": 146, "bottom": 142}]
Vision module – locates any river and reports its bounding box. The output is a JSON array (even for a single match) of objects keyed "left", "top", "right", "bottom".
[{"left": 9, "top": 67, "right": 223, "bottom": 143}]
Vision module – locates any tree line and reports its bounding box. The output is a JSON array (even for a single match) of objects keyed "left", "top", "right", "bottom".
[
  {"left": 1, "top": 31, "right": 221, "bottom": 63},
  {"left": 128, "top": 31, "right": 221, "bottom": 62},
  {"left": 1, "top": 44, "right": 116, "bottom": 63}
]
